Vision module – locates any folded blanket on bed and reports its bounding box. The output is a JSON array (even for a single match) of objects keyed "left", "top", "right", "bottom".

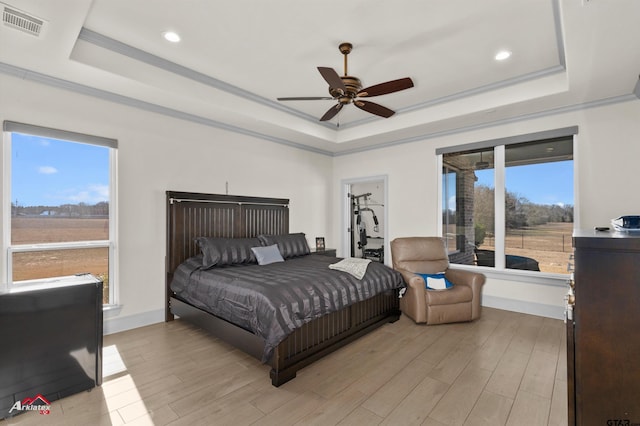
[{"left": 329, "top": 257, "right": 372, "bottom": 280}]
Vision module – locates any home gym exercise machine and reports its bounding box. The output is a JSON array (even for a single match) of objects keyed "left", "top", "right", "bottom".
[{"left": 350, "top": 192, "right": 384, "bottom": 262}]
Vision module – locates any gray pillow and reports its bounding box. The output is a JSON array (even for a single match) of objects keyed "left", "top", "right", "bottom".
[
  {"left": 251, "top": 244, "right": 285, "bottom": 265},
  {"left": 257, "top": 233, "right": 310, "bottom": 259},
  {"left": 196, "top": 237, "right": 260, "bottom": 268}
]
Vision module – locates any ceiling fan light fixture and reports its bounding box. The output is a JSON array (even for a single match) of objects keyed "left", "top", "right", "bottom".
[{"left": 278, "top": 42, "right": 414, "bottom": 121}]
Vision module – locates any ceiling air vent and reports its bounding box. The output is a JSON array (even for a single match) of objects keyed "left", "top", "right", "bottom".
[{"left": 3, "top": 6, "right": 43, "bottom": 36}]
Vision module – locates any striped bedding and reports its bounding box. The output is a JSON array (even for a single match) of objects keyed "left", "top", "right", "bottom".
[{"left": 170, "top": 253, "right": 404, "bottom": 362}]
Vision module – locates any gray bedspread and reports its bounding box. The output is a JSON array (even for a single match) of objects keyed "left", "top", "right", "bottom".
[{"left": 170, "top": 254, "right": 404, "bottom": 362}]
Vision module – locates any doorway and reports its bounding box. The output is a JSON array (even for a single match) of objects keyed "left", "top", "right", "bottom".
[{"left": 341, "top": 176, "right": 388, "bottom": 264}]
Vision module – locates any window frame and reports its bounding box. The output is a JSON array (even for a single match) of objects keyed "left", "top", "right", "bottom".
[
  {"left": 1, "top": 121, "right": 118, "bottom": 306},
  {"left": 436, "top": 126, "right": 578, "bottom": 285},
  {"left": 442, "top": 164, "right": 462, "bottom": 256}
]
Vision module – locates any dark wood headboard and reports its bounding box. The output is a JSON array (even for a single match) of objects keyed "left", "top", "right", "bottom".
[{"left": 165, "top": 191, "right": 290, "bottom": 320}]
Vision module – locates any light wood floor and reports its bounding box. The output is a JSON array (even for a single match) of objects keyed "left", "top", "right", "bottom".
[{"left": 3, "top": 307, "right": 567, "bottom": 426}]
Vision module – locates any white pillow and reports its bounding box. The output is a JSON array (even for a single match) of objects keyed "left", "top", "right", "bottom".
[{"left": 328, "top": 257, "right": 372, "bottom": 280}]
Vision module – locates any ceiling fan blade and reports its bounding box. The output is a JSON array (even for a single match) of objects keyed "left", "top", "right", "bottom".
[
  {"left": 354, "top": 100, "right": 395, "bottom": 118},
  {"left": 318, "top": 67, "right": 347, "bottom": 92},
  {"left": 320, "top": 103, "right": 343, "bottom": 121},
  {"left": 277, "top": 97, "right": 334, "bottom": 101},
  {"left": 357, "top": 77, "right": 414, "bottom": 97}
]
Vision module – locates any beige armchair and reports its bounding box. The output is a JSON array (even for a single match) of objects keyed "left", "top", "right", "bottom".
[{"left": 390, "top": 237, "right": 485, "bottom": 325}]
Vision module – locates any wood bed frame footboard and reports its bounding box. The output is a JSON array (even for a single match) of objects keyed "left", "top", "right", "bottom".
[
  {"left": 270, "top": 289, "right": 400, "bottom": 386},
  {"left": 165, "top": 191, "right": 400, "bottom": 386},
  {"left": 170, "top": 291, "right": 400, "bottom": 386}
]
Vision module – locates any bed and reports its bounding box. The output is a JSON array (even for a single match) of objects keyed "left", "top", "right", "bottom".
[{"left": 165, "top": 191, "right": 403, "bottom": 386}]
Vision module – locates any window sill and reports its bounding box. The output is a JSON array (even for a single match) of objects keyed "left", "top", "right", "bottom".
[{"left": 449, "top": 264, "right": 570, "bottom": 287}]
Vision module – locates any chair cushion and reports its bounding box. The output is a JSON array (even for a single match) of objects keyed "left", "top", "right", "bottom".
[{"left": 424, "top": 284, "right": 473, "bottom": 306}]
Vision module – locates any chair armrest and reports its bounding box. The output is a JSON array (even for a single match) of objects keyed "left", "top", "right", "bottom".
[
  {"left": 445, "top": 268, "right": 486, "bottom": 319},
  {"left": 445, "top": 268, "right": 485, "bottom": 289},
  {"left": 396, "top": 268, "right": 428, "bottom": 323}
]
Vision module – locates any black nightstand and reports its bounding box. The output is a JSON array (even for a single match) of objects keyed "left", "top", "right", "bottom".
[{"left": 312, "top": 248, "right": 337, "bottom": 257}]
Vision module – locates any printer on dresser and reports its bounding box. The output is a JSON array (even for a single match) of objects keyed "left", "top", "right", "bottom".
[
  {"left": 0, "top": 275, "right": 103, "bottom": 419},
  {"left": 567, "top": 230, "right": 640, "bottom": 426}
]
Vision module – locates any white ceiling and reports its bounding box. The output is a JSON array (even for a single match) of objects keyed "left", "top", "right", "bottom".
[{"left": 1, "top": 0, "right": 639, "bottom": 155}]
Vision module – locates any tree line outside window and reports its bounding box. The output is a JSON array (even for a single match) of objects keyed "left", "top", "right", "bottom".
[{"left": 440, "top": 132, "right": 575, "bottom": 275}]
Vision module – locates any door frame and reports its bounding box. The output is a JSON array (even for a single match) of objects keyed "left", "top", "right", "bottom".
[{"left": 340, "top": 174, "right": 389, "bottom": 265}]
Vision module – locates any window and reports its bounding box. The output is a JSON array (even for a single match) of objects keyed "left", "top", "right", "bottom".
[
  {"left": 2, "top": 122, "right": 117, "bottom": 304},
  {"left": 439, "top": 128, "right": 576, "bottom": 275},
  {"left": 442, "top": 147, "right": 496, "bottom": 265}
]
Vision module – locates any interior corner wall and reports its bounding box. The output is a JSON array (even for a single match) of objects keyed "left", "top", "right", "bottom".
[
  {"left": 0, "top": 75, "right": 333, "bottom": 334},
  {"left": 331, "top": 99, "right": 640, "bottom": 318}
]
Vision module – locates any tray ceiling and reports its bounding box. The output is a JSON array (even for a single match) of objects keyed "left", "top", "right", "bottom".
[{"left": 1, "top": 0, "right": 639, "bottom": 155}]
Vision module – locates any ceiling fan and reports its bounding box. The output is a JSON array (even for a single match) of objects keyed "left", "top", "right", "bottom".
[{"left": 277, "top": 42, "right": 414, "bottom": 122}]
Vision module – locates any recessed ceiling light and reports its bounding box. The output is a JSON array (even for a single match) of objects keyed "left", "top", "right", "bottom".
[
  {"left": 495, "top": 50, "right": 512, "bottom": 61},
  {"left": 162, "top": 31, "right": 181, "bottom": 43}
]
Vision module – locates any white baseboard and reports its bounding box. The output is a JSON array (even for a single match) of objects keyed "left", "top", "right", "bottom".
[
  {"left": 103, "top": 309, "right": 165, "bottom": 335},
  {"left": 101, "top": 297, "right": 564, "bottom": 336},
  {"left": 482, "top": 295, "right": 565, "bottom": 320}
]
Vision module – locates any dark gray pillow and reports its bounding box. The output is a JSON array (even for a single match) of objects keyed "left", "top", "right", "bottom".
[
  {"left": 251, "top": 244, "right": 285, "bottom": 265},
  {"left": 258, "top": 233, "right": 310, "bottom": 259},
  {"left": 195, "top": 237, "right": 260, "bottom": 268}
]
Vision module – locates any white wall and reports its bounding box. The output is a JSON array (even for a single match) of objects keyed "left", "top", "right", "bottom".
[
  {"left": 332, "top": 99, "right": 640, "bottom": 318},
  {"left": 0, "top": 75, "right": 333, "bottom": 333},
  {"left": 3, "top": 72, "right": 640, "bottom": 327}
]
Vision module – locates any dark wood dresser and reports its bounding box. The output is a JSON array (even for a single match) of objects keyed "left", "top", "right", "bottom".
[
  {"left": 568, "top": 230, "right": 640, "bottom": 425},
  {"left": 0, "top": 276, "right": 103, "bottom": 419}
]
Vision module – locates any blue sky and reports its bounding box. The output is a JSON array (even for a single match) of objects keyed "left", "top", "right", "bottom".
[
  {"left": 12, "top": 132, "right": 571, "bottom": 209},
  {"left": 11, "top": 133, "right": 109, "bottom": 207},
  {"left": 476, "top": 160, "right": 574, "bottom": 206}
]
